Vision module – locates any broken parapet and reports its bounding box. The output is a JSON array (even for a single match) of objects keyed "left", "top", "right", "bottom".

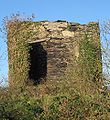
[{"left": 7, "top": 21, "right": 102, "bottom": 86}]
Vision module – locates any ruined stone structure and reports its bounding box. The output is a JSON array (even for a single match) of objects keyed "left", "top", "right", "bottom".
[{"left": 8, "top": 21, "right": 102, "bottom": 87}]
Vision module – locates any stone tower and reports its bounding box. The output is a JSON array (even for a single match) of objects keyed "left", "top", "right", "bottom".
[{"left": 7, "top": 21, "right": 102, "bottom": 87}]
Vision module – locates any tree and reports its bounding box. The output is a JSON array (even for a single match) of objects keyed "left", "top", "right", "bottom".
[{"left": 101, "top": 20, "right": 110, "bottom": 89}]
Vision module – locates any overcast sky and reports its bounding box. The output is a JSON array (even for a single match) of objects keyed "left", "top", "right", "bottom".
[{"left": 0, "top": 0, "right": 110, "bottom": 86}]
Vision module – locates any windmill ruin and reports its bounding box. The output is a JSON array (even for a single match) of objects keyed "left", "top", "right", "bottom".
[{"left": 7, "top": 21, "right": 102, "bottom": 87}]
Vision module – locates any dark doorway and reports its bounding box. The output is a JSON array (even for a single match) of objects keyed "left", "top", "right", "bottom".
[{"left": 29, "top": 42, "right": 47, "bottom": 84}]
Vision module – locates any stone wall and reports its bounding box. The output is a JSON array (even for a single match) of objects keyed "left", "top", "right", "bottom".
[{"left": 8, "top": 21, "right": 102, "bottom": 86}]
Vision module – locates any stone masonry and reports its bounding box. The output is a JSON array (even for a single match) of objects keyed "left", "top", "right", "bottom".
[{"left": 8, "top": 21, "right": 102, "bottom": 86}]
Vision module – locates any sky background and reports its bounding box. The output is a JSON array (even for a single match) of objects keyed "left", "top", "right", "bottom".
[{"left": 0, "top": 0, "right": 110, "bottom": 86}]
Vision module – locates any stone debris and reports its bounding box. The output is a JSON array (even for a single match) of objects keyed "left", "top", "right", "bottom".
[
  {"left": 62, "top": 30, "right": 75, "bottom": 37},
  {"left": 41, "top": 21, "right": 68, "bottom": 31}
]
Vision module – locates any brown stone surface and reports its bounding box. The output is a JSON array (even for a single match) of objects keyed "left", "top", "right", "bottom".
[{"left": 8, "top": 21, "right": 102, "bottom": 86}]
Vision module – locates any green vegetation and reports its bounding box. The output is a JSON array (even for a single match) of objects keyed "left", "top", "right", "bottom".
[
  {"left": 0, "top": 15, "right": 109, "bottom": 119},
  {"left": 67, "top": 24, "right": 73, "bottom": 31},
  {"left": 7, "top": 17, "right": 41, "bottom": 86},
  {"left": 79, "top": 32, "right": 102, "bottom": 86},
  {"left": 0, "top": 84, "right": 110, "bottom": 120}
]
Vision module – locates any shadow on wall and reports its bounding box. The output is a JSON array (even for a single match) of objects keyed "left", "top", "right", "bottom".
[{"left": 29, "top": 43, "right": 47, "bottom": 85}]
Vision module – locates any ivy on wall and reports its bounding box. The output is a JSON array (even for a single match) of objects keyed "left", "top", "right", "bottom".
[
  {"left": 7, "top": 17, "right": 102, "bottom": 91},
  {"left": 8, "top": 20, "right": 40, "bottom": 87},
  {"left": 79, "top": 31, "right": 102, "bottom": 86}
]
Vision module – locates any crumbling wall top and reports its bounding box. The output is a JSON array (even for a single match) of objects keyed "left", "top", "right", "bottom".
[{"left": 26, "top": 21, "right": 99, "bottom": 43}]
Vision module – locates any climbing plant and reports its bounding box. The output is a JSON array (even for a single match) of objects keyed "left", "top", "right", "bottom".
[
  {"left": 79, "top": 32, "right": 102, "bottom": 86},
  {"left": 6, "top": 14, "right": 41, "bottom": 87}
]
